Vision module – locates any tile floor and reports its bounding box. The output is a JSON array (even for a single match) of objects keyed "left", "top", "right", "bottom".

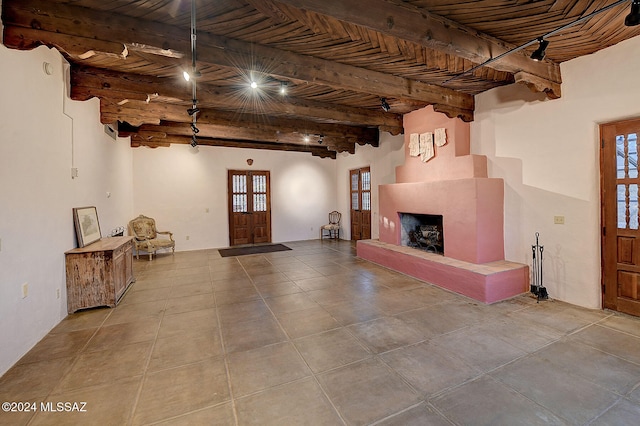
[{"left": 1, "top": 240, "right": 640, "bottom": 425}]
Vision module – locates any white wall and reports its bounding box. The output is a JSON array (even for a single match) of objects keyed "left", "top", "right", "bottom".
[
  {"left": 472, "top": 35, "right": 640, "bottom": 309},
  {"left": 132, "top": 145, "right": 337, "bottom": 249},
  {"left": 336, "top": 133, "right": 405, "bottom": 240},
  {"left": 0, "top": 45, "right": 134, "bottom": 375}
]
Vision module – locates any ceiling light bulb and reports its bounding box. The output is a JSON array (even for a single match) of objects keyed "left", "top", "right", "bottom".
[
  {"left": 183, "top": 71, "right": 190, "bottom": 81},
  {"left": 280, "top": 81, "right": 288, "bottom": 95},
  {"left": 250, "top": 81, "right": 258, "bottom": 89},
  {"left": 303, "top": 135, "right": 310, "bottom": 143}
]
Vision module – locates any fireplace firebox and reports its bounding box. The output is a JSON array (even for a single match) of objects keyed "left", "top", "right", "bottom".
[{"left": 400, "top": 213, "right": 443, "bottom": 254}]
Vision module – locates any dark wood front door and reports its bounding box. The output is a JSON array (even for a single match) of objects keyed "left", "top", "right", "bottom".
[
  {"left": 350, "top": 167, "right": 371, "bottom": 241},
  {"left": 228, "top": 170, "right": 271, "bottom": 246},
  {"left": 601, "top": 118, "right": 640, "bottom": 316}
]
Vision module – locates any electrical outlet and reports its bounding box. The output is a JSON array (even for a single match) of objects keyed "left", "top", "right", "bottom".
[
  {"left": 56, "top": 288, "right": 61, "bottom": 299},
  {"left": 22, "top": 283, "right": 28, "bottom": 298},
  {"left": 554, "top": 215, "right": 565, "bottom": 225},
  {"left": 71, "top": 167, "right": 78, "bottom": 179},
  {"left": 186, "top": 235, "right": 190, "bottom": 240},
  {"left": 205, "top": 208, "right": 210, "bottom": 213}
]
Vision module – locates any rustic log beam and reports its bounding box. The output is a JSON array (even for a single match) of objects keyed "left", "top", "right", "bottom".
[
  {"left": 71, "top": 66, "right": 399, "bottom": 135},
  {"left": 270, "top": 0, "right": 562, "bottom": 86},
  {"left": 513, "top": 71, "right": 562, "bottom": 100},
  {"left": 131, "top": 134, "right": 337, "bottom": 159},
  {"left": 3, "top": 0, "right": 474, "bottom": 119},
  {"left": 133, "top": 122, "right": 356, "bottom": 152},
  {"left": 97, "top": 95, "right": 399, "bottom": 140},
  {"left": 3, "top": 26, "right": 127, "bottom": 60}
]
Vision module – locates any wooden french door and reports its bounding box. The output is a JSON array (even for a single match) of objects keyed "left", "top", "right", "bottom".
[
  {"left": 350, "top": 167, "right": 371, "bottom": 241},
  {"left": 601, "top": 118, "right": 640, "bottom": 316},
  {"left": 228, "top": 170, "right": 271, "bottom": 246}
]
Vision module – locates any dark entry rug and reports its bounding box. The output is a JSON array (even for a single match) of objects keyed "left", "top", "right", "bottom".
[{"left": 218, "top": 243, "right": 292, "bottom": 257}]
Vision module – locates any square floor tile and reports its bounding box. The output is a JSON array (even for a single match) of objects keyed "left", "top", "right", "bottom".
[
  {"left": 348, "top": 316, "right": 423, "bottom": 354},
  {"left": 381, "top": 341, "right": 480, "bottom": 397},
  {"left": 317, "top": 358, "right": 421, "bottom": 425},
  {"left": 133, "top": 358, "right": 230, "bottom": 425},
  {"left": 491, "top": 355, "right": 620, "bottom": 424},
  {"left": 276, "top": 306, "right": 340, "bottom": 339},
  {"left": 235, "top": 378, "right": 341, "bottom": 425},
  {"left": 227, "top": 342, "right": 311, "bottom": 397},
  {"left": 222, "top": 317, "right": 287, "bottom": 354},
  {"left": 432, "top": 375, "right": 564, "bottom": 426},
  {"left": 294, "top": 328, "right": 371, "bottom": 373}
]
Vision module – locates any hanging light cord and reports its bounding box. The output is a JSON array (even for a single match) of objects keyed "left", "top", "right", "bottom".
[
  {"left": 442, "top": 0, "right": 631, "bottom": 85},
  {"left": 190, "top": 0, "right": 198, "bottom": 143}
]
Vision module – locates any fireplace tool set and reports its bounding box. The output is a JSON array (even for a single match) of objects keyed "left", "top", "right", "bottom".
[{"left": 531, "top": 232, "right": 548, "bottom": 302}]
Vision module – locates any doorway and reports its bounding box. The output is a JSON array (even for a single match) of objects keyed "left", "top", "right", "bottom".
[
  {"left": 601, "top": 118, "right": 640, "bottom": 316},
  {"left": 228, "top": 170, "right": 271, "bottom": 246},
  {"left": 350, "top": 167, "right": 371, "bottom": 240}
]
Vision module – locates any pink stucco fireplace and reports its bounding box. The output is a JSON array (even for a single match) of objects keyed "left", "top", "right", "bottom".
[{"left": 357, "top": 106, "right": 528, "bottom": 303}]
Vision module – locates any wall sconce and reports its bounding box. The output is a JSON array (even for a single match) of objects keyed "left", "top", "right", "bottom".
[{"left": 247, "top": 158, "right": 254, "bottom": 165}]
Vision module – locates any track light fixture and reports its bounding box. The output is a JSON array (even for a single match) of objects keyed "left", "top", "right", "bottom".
[
  {"left": 443, "top": 0, "right": 634, "bottom": 84},
  {"left": 530, "top": 38, "right": 549, "bottom": 61},
  {"left": 318, "top": 135, "right": 324, "bottom": 144},
  {"left": 190, "top": 135, "right": 198, "bottom": 147},
  {"left": 381, "top": 97, "right": 391, "bottom": 112},
  {"left": 626, "top": 0, "right": 640, "bottom": 26},
  {"left": 190, "top": 123, "right": 200, "bottom": 134},
  {"left": 187, "top": 106, "right": 200, "bottom": 116}
]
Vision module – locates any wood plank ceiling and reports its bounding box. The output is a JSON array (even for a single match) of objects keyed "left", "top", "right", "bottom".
[{"left": 2, "top": 0, "right": 639, "bottom": 158}]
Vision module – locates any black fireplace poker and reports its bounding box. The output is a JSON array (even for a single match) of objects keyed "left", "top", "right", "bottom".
[{"left": 531, "top": 232, "right": 548, "bottom": 303}]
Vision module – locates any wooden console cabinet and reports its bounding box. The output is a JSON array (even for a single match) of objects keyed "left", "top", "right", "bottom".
[{"left": 65, "top": 236, "right": 135, "bottom": 313}]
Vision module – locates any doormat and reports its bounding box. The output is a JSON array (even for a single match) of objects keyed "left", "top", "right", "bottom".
[{"left": 218, "top": 244, "right": 292, "bottom": 257}]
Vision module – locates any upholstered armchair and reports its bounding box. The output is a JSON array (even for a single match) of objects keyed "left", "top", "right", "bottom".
[
  {"left": 128, "top": 215, "right": 175, "bottom": 260},
  {"left": 320, "top": 211, "right": 341, "bottom": 239}
]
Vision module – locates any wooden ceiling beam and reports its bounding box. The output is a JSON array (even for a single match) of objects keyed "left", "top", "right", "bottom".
[
  {"left": 133, "top": 121, "right": 356, "bottom": 151},
  {"left": 270, "top": 0, "right": 562, "bottom": 85},
  {"left": 130, "top": 134, "right": 337, "bottom": 159},
  {"left": 3, "top": 0, "right": 474, "bottom": 120},
  {"left": 102, "top": 101, "right": 360, "bottom": 153},
  {"left": 72, "top": 66, "right": 400, "bottom": 135}
]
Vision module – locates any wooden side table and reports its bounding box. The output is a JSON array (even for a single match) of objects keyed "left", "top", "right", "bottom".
[{"left": 65, "top": 236, "right": 135, "bottom": 313}]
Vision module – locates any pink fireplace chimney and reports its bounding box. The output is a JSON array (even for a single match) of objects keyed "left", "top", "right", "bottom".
[{"left": 358, "top": 106, "right": 528, "bottom": 303}]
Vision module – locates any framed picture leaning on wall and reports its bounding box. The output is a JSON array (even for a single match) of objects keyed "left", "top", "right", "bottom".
[{"left": 72, "top": 206, "right": 102, "bottom": 247}]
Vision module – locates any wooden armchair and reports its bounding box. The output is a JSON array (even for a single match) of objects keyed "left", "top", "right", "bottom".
[
  {"left": 320, "top": 211, "right": 341, "bottom": 239},
  {"left": 128, "top": 215, "right": 175, "bottom": 260}
]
